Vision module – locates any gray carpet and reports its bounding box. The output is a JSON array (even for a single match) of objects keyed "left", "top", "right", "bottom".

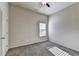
[{"left": 6, "top": 41, "right": 79, "bottom": 56}]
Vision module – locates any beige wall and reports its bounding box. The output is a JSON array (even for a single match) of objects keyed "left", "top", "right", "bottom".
[
  {"left": 48, "top": 3, "right": 79, "bottom": 51},
  {"left": 0, "top": 2, "right": 8, "bottom": 55},
  {"left": 9, "top": 4, "right": 48, "bottom": 48}
]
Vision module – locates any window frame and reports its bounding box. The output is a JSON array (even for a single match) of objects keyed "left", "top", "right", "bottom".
[{"left": 38, "top": 22, "right": 47, "bottom": 37}]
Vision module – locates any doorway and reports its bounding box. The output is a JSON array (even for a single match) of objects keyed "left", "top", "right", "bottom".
[{"left": 0, "top": 9, "right": 2, "bottom": 56}]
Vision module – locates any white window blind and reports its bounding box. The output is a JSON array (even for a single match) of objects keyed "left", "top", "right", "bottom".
[{"left": 39, "top": 23, "right": 46, "bottom": 37}]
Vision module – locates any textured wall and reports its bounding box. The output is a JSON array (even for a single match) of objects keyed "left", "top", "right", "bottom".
[
  {"left": 9, "top": 4, "right": 48, "bottom": 48},
  {"left": 48, "top": 3, "right": 79, "bottom": 51}
]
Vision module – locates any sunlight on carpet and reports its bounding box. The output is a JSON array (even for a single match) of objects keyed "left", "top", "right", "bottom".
[{"left": 47, "top": 46, "right": 71, "bottom": 56}]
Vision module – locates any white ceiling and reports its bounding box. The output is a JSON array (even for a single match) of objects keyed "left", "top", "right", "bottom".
[{"left": 10, "top": 2, "right": 75, "bottom": 15}]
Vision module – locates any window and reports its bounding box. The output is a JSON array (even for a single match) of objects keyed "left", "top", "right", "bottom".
[{"left": 39, "top": 22, "right": 46, "bottom": 37}]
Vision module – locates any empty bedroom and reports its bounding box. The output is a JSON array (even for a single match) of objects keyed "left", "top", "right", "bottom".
[{"left": 1, "top": 2, "right": 79, "bottom": 56}]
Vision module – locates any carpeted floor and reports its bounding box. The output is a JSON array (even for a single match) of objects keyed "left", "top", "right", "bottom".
[{"left": 6, "top": 41, "right": 79, "bottom": 56}]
